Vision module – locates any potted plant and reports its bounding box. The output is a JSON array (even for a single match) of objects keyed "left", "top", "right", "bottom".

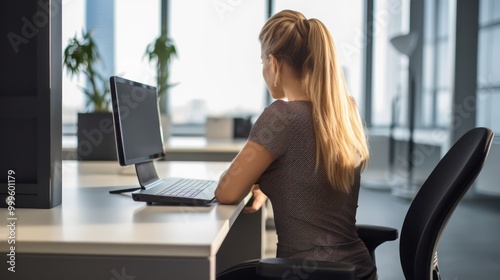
[
  {"left": 63, "top": 29, "right": 117, "bottom": 160},
  {"left": 145, "top": 33, "right": 177, "bottom": 139}
]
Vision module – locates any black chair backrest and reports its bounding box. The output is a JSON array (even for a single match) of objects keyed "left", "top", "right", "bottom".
[{"left": 399, "top": 127, "right": 494, "bottom": 280}]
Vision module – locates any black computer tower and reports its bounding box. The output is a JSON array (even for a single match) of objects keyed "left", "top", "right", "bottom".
[{"left": 0, "top": 0, "right": 62, "bottom": 208}]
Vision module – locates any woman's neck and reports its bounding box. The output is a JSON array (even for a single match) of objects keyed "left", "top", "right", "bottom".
[
  {"left": 288, "top": 93, "right": 308, "bottom": 101},
  {"left": 284, "top": 84, "right": 308, "bottom": 101},
  {"left": 279, "top": 63, "right": 309, "bottom": 101}
]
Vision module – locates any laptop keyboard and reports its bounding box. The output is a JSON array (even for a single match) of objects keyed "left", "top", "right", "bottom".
[{"left": 156, "top": 179, "right": 214, "bottom": 198}]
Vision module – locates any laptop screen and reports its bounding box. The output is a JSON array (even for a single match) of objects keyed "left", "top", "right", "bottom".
[{"left": 110, "top": 76, "right": 165, "bottom": 166}]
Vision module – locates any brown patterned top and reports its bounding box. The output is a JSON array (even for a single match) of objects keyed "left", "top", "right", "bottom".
[{"left": 249, "top": 100, "right": 376, "bottom": 280}]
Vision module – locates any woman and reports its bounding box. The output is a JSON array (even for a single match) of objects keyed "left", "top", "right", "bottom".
[{"left": 215, "top": 10, "right": 374, "bottom": 280}]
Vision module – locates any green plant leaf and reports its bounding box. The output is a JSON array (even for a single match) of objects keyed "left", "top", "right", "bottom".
[
  {"left": 145, "top": 34, "right": 178, "bottom": 99},
  {"left": 63, "top": 29, "right": 110, "bottom": 113}
]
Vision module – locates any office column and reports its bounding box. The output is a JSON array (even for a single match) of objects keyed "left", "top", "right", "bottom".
[
  {"left": 361, "top": 0, "right": 374, "bottom": 125},
  {"left": 0, "top": 0, "right": 62, "bottom": 208},
  {"left": 449, "top": 0, "right": 479, "bottom": 144}
]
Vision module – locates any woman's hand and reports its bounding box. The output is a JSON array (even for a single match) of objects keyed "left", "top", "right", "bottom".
[{"left": 243, "top": 184, "right": 268, "bottom": 213}]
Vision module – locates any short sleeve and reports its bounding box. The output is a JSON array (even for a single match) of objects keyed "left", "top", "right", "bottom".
[{"left": 248, "top": 100, "right": 292, "bottom": 159}]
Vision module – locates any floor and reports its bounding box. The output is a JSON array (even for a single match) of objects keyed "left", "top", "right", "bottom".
[{"left": 264, "top": 186, "right": 500, "bottom": 280}]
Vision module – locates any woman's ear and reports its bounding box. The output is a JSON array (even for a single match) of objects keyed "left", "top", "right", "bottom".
[
  {"left": 269, "top": 54, "right": 282, "bottom": 88},
  {"left": 268, "top": 54, "right": 279, "bottom": 74}
]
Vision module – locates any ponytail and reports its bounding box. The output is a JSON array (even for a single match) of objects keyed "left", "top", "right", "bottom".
[{"left": 260, "top": 10, "right": 369, "bottom": 193}]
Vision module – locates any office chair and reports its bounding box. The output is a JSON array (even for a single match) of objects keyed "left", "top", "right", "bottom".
[{"left": 218, "top": 127, "right": 494, "bottom": 280}]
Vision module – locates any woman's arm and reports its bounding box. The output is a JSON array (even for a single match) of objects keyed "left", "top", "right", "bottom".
[{"left": 214, "top": 140, "right": 274, "bottom": 204}]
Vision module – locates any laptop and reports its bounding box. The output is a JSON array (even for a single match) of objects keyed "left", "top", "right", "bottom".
[{"left": 109, "top": 76, "right": 218, "bottom": 205}]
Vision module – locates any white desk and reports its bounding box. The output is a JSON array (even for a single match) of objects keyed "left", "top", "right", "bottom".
[{"left": 0, "top": 161, "right": 265, "bottom": 280}]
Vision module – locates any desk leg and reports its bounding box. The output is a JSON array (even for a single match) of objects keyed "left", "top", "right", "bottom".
[
  {"left": 216, "top": 207, "right": 265, "bottom": 274},
  {"left": 1, "top": 254, "right": 215, "bottom": 280}
]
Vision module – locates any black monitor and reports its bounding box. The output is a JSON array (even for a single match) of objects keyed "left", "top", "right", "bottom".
[
  {"left": 109, "top": 76, "right": 165, "bottom": 193},
  {"left": 110, "top": 76, "right": 165, "bottom": 166}
]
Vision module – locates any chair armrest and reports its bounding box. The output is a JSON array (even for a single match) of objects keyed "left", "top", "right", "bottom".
[
  {"left": 356, "top": 224, "right": 398, "bottom": 262},
  {"left": 257, "top": 258, "right": 356, "bottom": 280},
  {"left": 356, "top": 224, "right": 399, "bottom": 242}
]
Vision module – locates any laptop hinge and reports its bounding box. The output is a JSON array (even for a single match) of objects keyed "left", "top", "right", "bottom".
[
  {"left": 135, "top": 161, "right": 160, "bottom": 187},
  {"left": 109, "top": 161, "right": 160, "bottom": 194}
]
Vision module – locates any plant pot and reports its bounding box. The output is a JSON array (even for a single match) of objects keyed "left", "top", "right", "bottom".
[{"left": 77, "top": 112, "right": 117, "bottom": 160}]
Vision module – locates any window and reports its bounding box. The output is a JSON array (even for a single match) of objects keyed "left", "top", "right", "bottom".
[
  {"left": 477, "top": 0, "right": 500, "bottom": 134},
  {"left": 61, "top": 0, "right": 85, "bottom": 128},
  {"left": 114, "top": 1, "right": 160, "bottom": 88},
  {"left": 420, "top": 0, "right": 452, "bottom": 128},
  {"left": 274, "top": 0, "right": 364, "bottom": 104},
  {"left": 169, "top": 0, "right": 266, "bottom": 128},
  {"left": 62, "top": 1, "right": 366, "bottom": 136},
  {"left": 371, "top": 0, "right": 410, "bottom": 126}
]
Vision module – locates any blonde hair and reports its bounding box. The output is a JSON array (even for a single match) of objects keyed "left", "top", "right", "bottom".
[{"left": 259, "top": 10, "right": 369, "bottom": 193}]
